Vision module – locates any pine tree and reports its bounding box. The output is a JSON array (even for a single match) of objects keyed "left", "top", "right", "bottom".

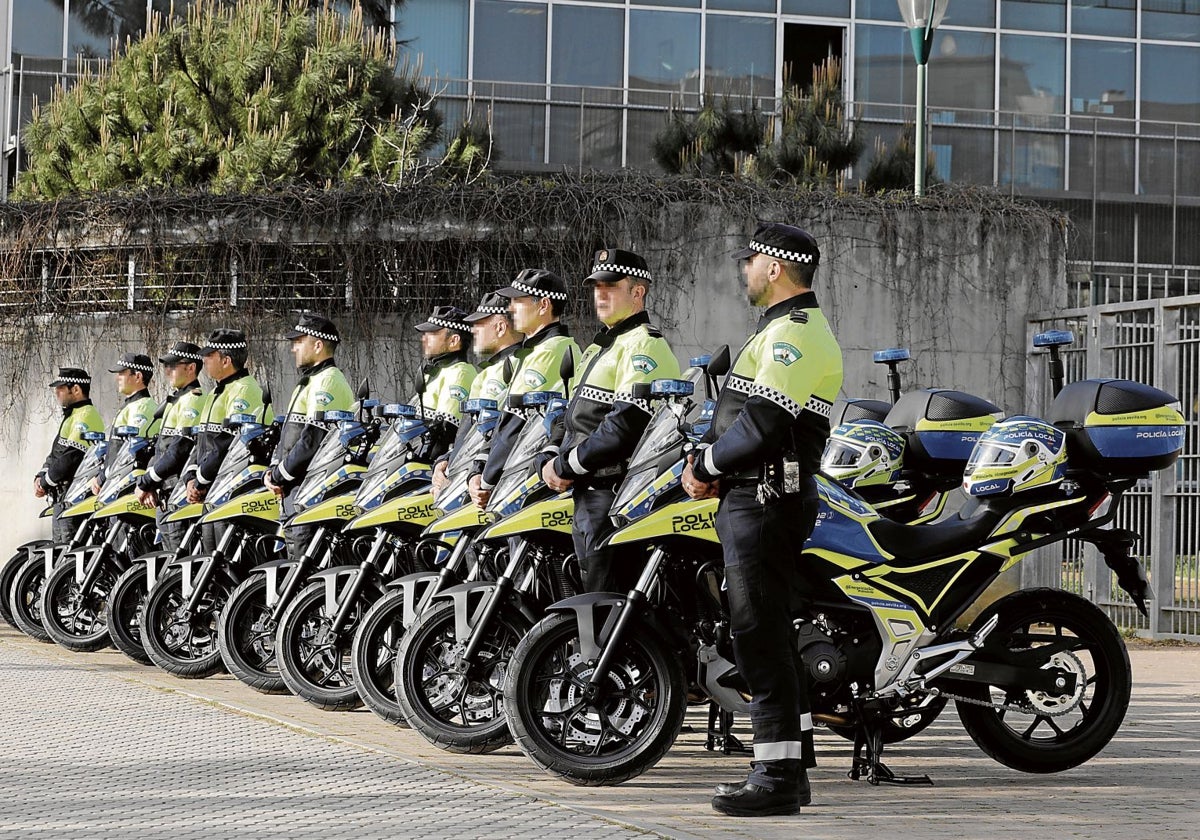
[
  {"left": 861, "top": 124, "right": 941, "bottom": 193},
  {"left": 17, "top": 0, "right": 446, "bottom": 198}
]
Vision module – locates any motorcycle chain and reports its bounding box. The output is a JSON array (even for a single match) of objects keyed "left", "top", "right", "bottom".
[{"left": 916, "top": 686, "right": 1074, "bottom": 717}]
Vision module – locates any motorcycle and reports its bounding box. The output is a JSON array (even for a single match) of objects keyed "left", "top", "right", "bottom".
[
  {"left": 501, "top": 347, "right": 1184, "bottom": 786},
  {"left": 40, "top": 425, "right": 159, "bottom": 652},
  {"left": 218, "top": 386, "right": 380, "bottom": 694},
  {"left": 5, "top": 430, "right": 107, "bottom": 640},
  {"left": 140, "top": 410, "right": 281, "bottom": 678},
  {"left": 273, "top": 400, "right": 438, "bottom": 710}
]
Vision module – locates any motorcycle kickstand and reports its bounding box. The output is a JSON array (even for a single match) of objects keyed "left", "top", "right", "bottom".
[
  {"left": 849, "top": 724, "right": 933, "bottom": 787},
  {"left": 704, "top": 702, "right": 751, "bottom": 755}
]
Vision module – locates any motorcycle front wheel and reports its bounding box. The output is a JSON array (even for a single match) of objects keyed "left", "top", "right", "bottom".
[
  {"left": 41, "top": 556, "right": 114, "bottom": 652},
  {"left": 105, "top": 562, "right": 152, "bottom": 664},
  {"left": 2, "top": 543, "right": 48, "bottom": 629},
  {"left": 8, "top": 553, "right": 54, "bottom": 642},
  {"left": 276, "top": 581, "right": 364, "bottom": 711},
  {"left": 952, "top": 587, "right": 1131, "bottom": 773},
  {"left": 350, "top": 589, "right": 409, "bottom": 726},
  {"left": 395, "top": 600, "right": 530, "bottom": 754},
  {"left": 141, "top": 568, "right": 229, "bottom": 678},
  {"left": 503, "top": 612, "right": 686, "bottom": 786},
  {"left": 218, "top": 575, "right": 286, "bottom": 694}
]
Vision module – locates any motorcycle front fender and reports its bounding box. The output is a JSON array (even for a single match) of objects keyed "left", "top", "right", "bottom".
[
  {"left": 433, "top": 580, "right": 540, "bottom": 643},
  {"left": 385, "top": 570, "right": 444, "bottom": 628},
  {"left": 309, "top": 564, "right": 387, "bottom": 617}
]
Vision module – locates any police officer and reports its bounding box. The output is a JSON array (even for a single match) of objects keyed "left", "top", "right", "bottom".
[
  {"left": 35, "top": 367, "right": 105, "bottom": 543},
  {"left": 186, "top": 329, "right": 268, "bottom": 509},
  {"left": 541, "top": 249, "right": 680, "bottom": 593},
  {"left": 263, "top": 313, "right": 354, "bottom": 562},
  {"left": 431, "top": 291, "right": 525, "bottom": 497},
  {"left": 414, "top": 305, "right": 478, "bottom": 462},
  {"left": 469, "top": 268, "right": 579, "bottom": 507},
  {"left": 135, "top": 342, "right": 207, "bottom": 553},
  {"left": 93, "top": 352, "right": 159, "bottom": 493},
  {"left": 682, "top": 223, "right": 844, "bottom": 817}
]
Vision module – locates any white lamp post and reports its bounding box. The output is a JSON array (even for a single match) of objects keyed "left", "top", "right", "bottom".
[{"left": 896, "top": 0, "right": 950, "bottom": 196}]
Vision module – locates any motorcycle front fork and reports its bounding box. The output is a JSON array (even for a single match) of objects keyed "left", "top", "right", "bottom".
[{"left": 585, "top": 547, "right": 666, "bottom": 691}]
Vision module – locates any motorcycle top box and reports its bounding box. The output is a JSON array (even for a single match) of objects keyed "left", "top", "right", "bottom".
[
  {"left": 829, "top": 397, "right": 891, "bottom": 427},
  {"left": 1048, "top": 378, "right": 1186, "bottom": 477},
  {"left": 885, "top": 388, "right": 1004, "bottom": 475}
]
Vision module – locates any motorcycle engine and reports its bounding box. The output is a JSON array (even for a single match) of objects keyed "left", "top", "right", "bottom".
[{"left": 795, "top": 615, "right": 880, "bottom": 702}]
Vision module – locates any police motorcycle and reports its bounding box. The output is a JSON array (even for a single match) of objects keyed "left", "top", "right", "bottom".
[
  {"left": 39, "top": 425, "right": 160, "bottom": 652},
  {"left": 273, "top": 399, "right": 441, "bottom": 711},
  {"left": 502, "top": 334, "right": 1184, "bottom": 787},
  {"left": 217, "top": 384, "right": 381, "bottom": 695},
  {"left": 4, "top": 431, "right": 107, "bottom": 639},
  {"left": 391, "top": 387, "right": 579, "bottom": 753},
  {"left": 823, "top": 348, "right": 1003, "bottom": 526},
  {"left": 350, "top": 397, "right": 505, "bottom": 725},
  {"left": 140, "top": 408, "right": 281, "bottom": 678},
  {"left": 104, "top": 448, "right": 208, "bottom": 665}
]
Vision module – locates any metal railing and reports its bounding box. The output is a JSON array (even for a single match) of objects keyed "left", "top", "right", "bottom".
[{"left": 1027, "top": 296, "right": 1200, "bottom": 640}]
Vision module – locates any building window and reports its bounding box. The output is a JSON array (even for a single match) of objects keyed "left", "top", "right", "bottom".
[
  {"left": 999, "top": 34, "right": 1065, "bottom": 117},
  {"left": 627, "top": 10, "right": 701, "bottom": 168},
  {"left": 473, "top": 0, "right": 549, "bottom": 164},
  {"left": 781, "top": 0, "right": 852, "bottom": 15},
  {"left": 714, "top": 0, "right": 776, "bottom": 12},
  {"left": 1142, "top": 0, "right": 1200, "bottom": 43},
  {"left": 857, "top": 0, "right": 904, "bottom": 23},
  {"left": 1141, "top": 44, "right": 1200, "bottom": 125},
  {"left": 1000, "top": 0, "right": 1066, "bottom": 33},
  {"left": 403, "top": 0, "right": 469, "bottom": 81},
  {"left": 13, "top": 0, "right": 64, "bottom": 60},
  {"left": 704, "top": 15, "right": 776, "bottom": 102},
  {"left": 1073, "top": 0, "right": 1136, "bottom": 38},
  {"left": 942, "top": 0, "right": 996, "bottom": 28},
  {"left": 1070, "top": 39, "right": 1135, "bottom": 120},
  {"left": 549, "top": 4, "right": 624, "bottom": 168},
  {"left": 854, "top": 24, "right": 909, "bottom": 113}
]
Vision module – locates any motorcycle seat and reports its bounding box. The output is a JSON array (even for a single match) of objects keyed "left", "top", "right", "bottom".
[{"left": 866, "top": 505, "right": 1009, "bottom": 565}]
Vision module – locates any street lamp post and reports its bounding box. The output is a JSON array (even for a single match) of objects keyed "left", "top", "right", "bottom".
[{"left": 897, "top": 0, "right": 950, "bottom": 197}]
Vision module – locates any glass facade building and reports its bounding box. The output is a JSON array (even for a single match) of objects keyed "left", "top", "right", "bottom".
[{"left": 4, "top": 0, "right": 1200, "bottom": 294}]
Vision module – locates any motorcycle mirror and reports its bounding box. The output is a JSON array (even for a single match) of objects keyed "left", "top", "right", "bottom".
[
  {"left": 261, "top": 385, "right": 272, "bottom": 412},
  {"left": 356, "top": 377, "right": 370, "bottom": 400},
  {"left": 503, "top": 357, "right": 516, "bottom": 385},
  {"left": 704, "top": 345, "right": 731, "bottom": 400},
  {"left": 558, "top": 352, "right": 575, "bottom": 401}
]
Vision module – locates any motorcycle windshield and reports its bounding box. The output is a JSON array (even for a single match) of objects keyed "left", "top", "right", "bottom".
[
  {"left": 166, "top": 450, "right": 200, "bottom": 513},
  {"left": 97, "top": 437, "right": 148, "bottom": 505},
  {"left": 292, "top": 420, "right": 366, "bottom": 509},
  {"left": 62, "top": 441, "right": 108, "bottom": 507},
  {"left": 487, "top": 413, "right": 547, "bottom": 511},
  {"left": 353, "top": 418, "right": 425, "bottom": 509},
  {"left": 205, "top": 427, "right": 263, "bottom": 506},
  {"left": 432, "top": 421, "right": 494, "bottom": 510}
]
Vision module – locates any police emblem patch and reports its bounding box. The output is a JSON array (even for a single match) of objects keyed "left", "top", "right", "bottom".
[
  {"left": 182, "top": 408, "right": 200, "bottom": 422},
  {"left": 315, "top": 390, "right": 335, "bottom": 406},
  {"left": 483, "top": 380, "right": 504, "bottom": 398},
  {"left": 231, "top": 398, "right": 250, "bottom": 412},
  {"left": 772, "top": 342, "right": 802, "bottom": 366},
  {"left": 450, "top": 385, "right": 469, "bottom": 402},
  {"left": 74, "top": 422, "right": 88, "bottom": 435},
  {"left": 631, "top": 354, "right": 658, "bottom": 374},
  {"left": 523, "top": 370, "right": 548, "bottom": 388},
  {"left": 598, "top": 249, "right": 609, "bottom": 262}
]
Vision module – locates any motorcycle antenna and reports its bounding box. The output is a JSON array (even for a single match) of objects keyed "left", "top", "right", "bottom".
[
  {"left": 1033, "top": 330, "right": 1075, "bottom": 397},
  {"left": 873, "top": 348, "right": 910, "bottom": 405}
]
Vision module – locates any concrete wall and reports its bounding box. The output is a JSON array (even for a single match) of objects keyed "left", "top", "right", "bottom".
[{"left": 0, "top": 199, "right": 1068, "bottom": 548}]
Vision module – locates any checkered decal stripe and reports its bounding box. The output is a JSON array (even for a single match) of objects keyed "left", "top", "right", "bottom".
[
  {"left": 613, "top": 391, "right": 652, "bottom": 414},
  {"left": 53, "top": 376, "right": 90, "bottom": 385},
  {"left": 512, "top": 280, "right": 568, "bottom": 300},
  {"left": 475, "top": 306, "right": 508, "bottom": 315},
  {"left": 592, "top": 263, "right": 652, "bottom": 281},
  {"left": 804, "top": 396, "right": 833, "bottom": 418},
  {"left": 294, "top": 325, "right": 338, "bottom": 342},
  {"left": 122, "top": 362, "right": 154, "bottom": 372},
  {"left": 427, "top": 317, "right": 470, "bottom": 332},
  {"left": 578, "top": 385, "right": 614, "bottom": 404},
  {"left": 750, "top": 240, "right": 816, "bottom": 264},
  {"left": 170, "top": 351, "right": 204, "bottom": 361},
  {"left": 727, "top": 375, "right": 830, "bottom": 419},
  {"left": 206, "top": 342, "right": 247, "bottom": 350}
]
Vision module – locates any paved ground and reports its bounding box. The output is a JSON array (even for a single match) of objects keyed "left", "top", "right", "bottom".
[{"left": 2, "top": 625, "right": 1198, "bottom": 839}]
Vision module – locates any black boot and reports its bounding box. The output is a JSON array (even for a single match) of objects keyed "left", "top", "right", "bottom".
[{"left": 711, "top": 770, "right": 811, "bottom": 816}]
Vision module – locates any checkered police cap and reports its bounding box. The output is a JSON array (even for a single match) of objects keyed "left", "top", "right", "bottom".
[{"left": 732, "top": 223, "right": 821, "bottom": 266}]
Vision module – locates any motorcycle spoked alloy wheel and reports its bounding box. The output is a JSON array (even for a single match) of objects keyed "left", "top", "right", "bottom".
[
  {"left": 104, "top": 563, "right": 152, "bottom": 664},
  {"left": 394, "top": 600, "right": 530, "bottom": 754},
  {"left": 40, "top": 558, "right": 115, "bottom": 652},
  {"left": 218, "top": 575, "right": 287, "bottom": 694},
  {"left": 349, "top": 589, "right": 410, "bottom": 727},
  {"left": 2, "top": 545, "right": 45, "bottom": 628},
  {"left": 503, "top": 612, "right": 687, "bottom": 786},
  {"left": 8, "top": 553, "right": 55, "bottom": 642},
  {"left": 276, "top": 581, "right": 365, "bottom": 711},
  {"left": 953, "top": 587, "right": 1132, "bottom": 773},
  {"left": 141, "top": 568, "right": 229, "bottom": 678}
]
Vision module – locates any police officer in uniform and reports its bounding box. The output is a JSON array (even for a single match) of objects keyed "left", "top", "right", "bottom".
[
  {"left": 186, "top": 330, "right": 269, "bottom": 553},
  {"left": 35, "top": 367, "right": 106, "bottom": 543},
  {"left": 541, "top": 249, "right": 680, "bottom": 593},
  {"left": 93, "top": 352, "right": 159, "bottom": 492},
  {"left": 431, "top": 291, "right": 525, "bottom": 497},
  {"left": 135, "top": 342, "right": 207, "bottom": 553},
  {"left": 263, "top": 313, "right": 355, "bottom": 562},
  {"left": 470, "top": 268, "right": 579, "bottom": 508},
  {"left": 682, "top": 223, "right": 843, "bottom": 817},
  {"left": 413, "top": 305, "right": 478, "bottom": 462}
]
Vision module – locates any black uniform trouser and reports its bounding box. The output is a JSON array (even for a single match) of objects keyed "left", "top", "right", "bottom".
[
  {"left": 571, "top": 482, "right": 631, "bottom": 594},
  {"left": 281, "top": 491, "right": 318, "bottom": 565},
  {"left": 714, "top": 481, "right": 819, "bottom": 790},
  {"left": 156, "top": 509, "right": 189, "bottom": 555},
  {"left": 51, "top": 502, "right": 77, "bottom": 545}
]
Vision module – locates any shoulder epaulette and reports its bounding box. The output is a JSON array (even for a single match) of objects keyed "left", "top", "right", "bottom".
[
  {"left": 789, "top": 310, "right": 810, "bottom": 324},
  {"left": 645, "top": 323, "right": 664, "bottom": 338}
]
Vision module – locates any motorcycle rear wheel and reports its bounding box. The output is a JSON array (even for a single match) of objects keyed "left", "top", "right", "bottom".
[
  {"left": 141, "top": 568, "right": 228, "bottom": 678},
  {"left": 8, "top": 553, "right": 54, "bottom": 642},
  {"left": 276, "top": 581, "right": 364, "bottom": 711},
  {"left": 395, "top": 600, "right": 530, "bottom": 754},
  {"left": 953, "top": 587, "right": 1131, "bottom": 773},
  {"left": 218, "top": 575, "right": 287, "bottom": 694},
  {"left": 41, "top": 556, "right": 114, "bottom": 652},
  {"left": 105, "top": 562, "right": 152, "bottom": 664},
  {"left": 504, "top": 612, "right": 686, "bottom": 786},
  {"left": 350, "top": 589, "right": 409, "bottom": 726}
]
